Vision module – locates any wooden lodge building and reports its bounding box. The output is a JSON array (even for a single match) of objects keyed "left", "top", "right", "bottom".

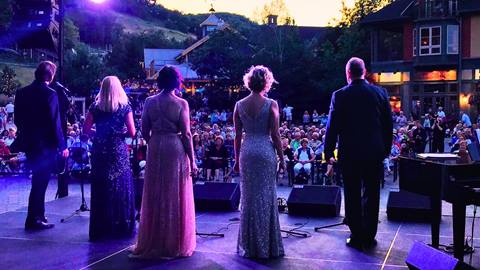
[{"left": 362, "top": 0, "right": 480, "bottom": 118}]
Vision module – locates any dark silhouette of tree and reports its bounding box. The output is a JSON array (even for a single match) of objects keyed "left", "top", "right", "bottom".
[{"left": 0, "top": 66, "right": 20, "bottom": 97}]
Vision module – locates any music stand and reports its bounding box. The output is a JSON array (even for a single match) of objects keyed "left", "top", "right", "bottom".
[{"left": 61, "top": 147, "right": 90, "bottom": 223}]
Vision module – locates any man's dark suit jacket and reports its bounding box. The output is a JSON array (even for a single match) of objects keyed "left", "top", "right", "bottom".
[
  {"left": 14, "top": 81, "right": 66, "bottom": 154},
  {"left": 324, "top": 79, "right": 393, "bottom": 162}
]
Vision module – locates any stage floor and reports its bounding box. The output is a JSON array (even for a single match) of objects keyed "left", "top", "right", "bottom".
[{"left": 1, "top": 175, "right": 479, "bottom": 270}]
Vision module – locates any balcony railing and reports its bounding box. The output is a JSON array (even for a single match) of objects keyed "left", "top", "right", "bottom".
[{"left": 418, "top": 0, "right": 458, "bottom": 19}]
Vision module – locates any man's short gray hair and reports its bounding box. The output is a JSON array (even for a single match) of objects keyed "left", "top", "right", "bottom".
[{"left": 346, "top": 57, "right": 366, "bottom": 78}]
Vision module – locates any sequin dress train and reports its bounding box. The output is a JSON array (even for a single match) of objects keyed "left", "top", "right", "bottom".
[{"left": 236, "top": 98, "right": 285, "bottom": 258}]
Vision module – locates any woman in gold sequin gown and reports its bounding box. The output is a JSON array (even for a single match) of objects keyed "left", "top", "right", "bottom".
[{"left": 233, "top": 66, "right": 285, "bottom": 258}]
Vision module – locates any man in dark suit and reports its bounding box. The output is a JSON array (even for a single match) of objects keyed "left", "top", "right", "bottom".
[
  {"left": 324, "top": 57, "right": 392, "bottom": 249},
  {"left": 15, "top": 61, "right": 69, "bottom": 230}
]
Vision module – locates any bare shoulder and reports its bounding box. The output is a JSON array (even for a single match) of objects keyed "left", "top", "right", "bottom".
[
  {"left": 144, "top": 95, "right": 157, "bottom": 106},
  {"left": 173, "top": 96, "right": 189, "bottom": 111},
  {"left": 269, "top": 98, "right": 279, "bottom": 112}
]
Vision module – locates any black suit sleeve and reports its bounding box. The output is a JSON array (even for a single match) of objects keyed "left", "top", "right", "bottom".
[
  {"left": 325, "top": 91, "right": 339, "bottom": 161},
  {"left": 380, "top": 88, "right": 393, "bottom": 158},
  {"left": 47, "top": 92, "right": 66, "bottom": 151},
  {"left": 14, "top": 90, "right": 23, "bottom": 132}
]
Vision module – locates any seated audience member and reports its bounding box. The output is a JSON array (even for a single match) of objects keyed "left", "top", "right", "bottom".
[
  {"left": 4, "top": 127, "right": 16, "bottom": 147},
  {"left": 293, "top": 138, "right": 315, "bottom": 177},
  {"left": 193, "top": 133, "right": 205, "bottom": 172},
  {"left": 290, "top": 132, "right": 302, "bottom": 151},
  {"left": 205, "top": 136, "right": 229, "bottom": 181},
  {"left": 309, "top": 132, "right": 322, "bottom": 157}
]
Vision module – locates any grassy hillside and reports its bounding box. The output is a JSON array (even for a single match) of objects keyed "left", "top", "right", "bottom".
[
  {"left": 111, "top": 11, "right": 194, "bottom": 41},
  {"left": 0, "top": 62, "right": 35, "bottom": 87}
]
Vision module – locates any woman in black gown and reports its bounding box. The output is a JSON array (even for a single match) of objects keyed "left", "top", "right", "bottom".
[{"left": 84, "top": 76, "right": 136, "bottom": 241}]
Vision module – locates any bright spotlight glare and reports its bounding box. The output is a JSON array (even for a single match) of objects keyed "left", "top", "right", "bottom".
[{"left": 90, "top": 0, "right": 106, "bottom": 4}]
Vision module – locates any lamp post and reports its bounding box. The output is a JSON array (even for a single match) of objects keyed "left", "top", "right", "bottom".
[{"left": 59, "top": 0, "right": 67, "bottom": 83}]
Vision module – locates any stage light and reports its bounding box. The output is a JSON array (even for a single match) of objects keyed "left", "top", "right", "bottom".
[{"left": 90, "top": 0, "right": 106, "bottom": 4}]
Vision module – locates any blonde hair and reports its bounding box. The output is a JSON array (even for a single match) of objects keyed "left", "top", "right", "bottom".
[
  {"left": 96, "top": 76, "right": 129, "bottom": 112},
  {"left": 243, "top": 65, "right": 276, "bottom": 93}
]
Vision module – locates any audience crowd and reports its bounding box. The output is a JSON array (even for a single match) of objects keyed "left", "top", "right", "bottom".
[{"left": 2, "top": 83, "right": 480, "bottom": 184}]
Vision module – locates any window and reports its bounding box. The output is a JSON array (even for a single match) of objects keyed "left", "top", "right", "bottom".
[
  {"left": 447, "top": 25, "right": 459, "bottom": 54},
  {"left": 449, "top": 0, "right": 458, "bottom": 16},
  {"left": 420, "top": 26, "right": 441, "bottom": 56},
  {"left": 413, "top": 28, "right": 418, "bottom": 56}
]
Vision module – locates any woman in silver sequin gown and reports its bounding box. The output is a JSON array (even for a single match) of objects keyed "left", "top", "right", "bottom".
[{"left": 233, "top": 66, "right": 285, "bottom": 258}]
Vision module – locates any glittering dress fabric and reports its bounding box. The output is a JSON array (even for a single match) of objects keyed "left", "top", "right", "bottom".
[
  {"left": 89, "top": 104, "right": 136, "bottom": 241},
  {"left": 132, "top": 96, "right": 196, "bottom": 259},
  {"left": 236, "top": 98, "right": 285, "bottom": 258}
]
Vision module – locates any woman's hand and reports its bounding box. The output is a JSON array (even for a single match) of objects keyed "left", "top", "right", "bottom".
[
  {"left": 233, "top": 160, "right": 240, "bottom": 173},
  {"left": 191, "top": 162, "right": 198, "bottom": 177},
  {"left": 278, "top": 160, "right": 286, "bottom": 172}
]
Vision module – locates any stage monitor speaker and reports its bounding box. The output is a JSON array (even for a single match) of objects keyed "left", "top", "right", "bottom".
[
  {"left": 194, "top": 182, "right": 240, "bottom": 212},
  {"left": 387, "top": 190, "right": 433, "bottom": 222},
  {"left": 406, "top": 242, "right": 475, "bottom": 270},
  {"left": 287, "top": 185, "right": 341, "bottom": 217},
  {"left": 10, "top": 0, "right": 60, "bottom": 50}
]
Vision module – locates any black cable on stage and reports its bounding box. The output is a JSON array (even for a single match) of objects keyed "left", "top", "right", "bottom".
[{"left": 282, "top": 219, "right": 312, "bottom": 238}]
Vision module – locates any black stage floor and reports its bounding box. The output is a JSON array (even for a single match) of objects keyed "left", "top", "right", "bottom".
[{"left": 1, "top": 176, "right": 479, "bottom": 270}]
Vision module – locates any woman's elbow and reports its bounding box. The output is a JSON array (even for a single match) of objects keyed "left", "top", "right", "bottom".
[{"left": 183, "top": 131, "right": 192, "bottom": 140}]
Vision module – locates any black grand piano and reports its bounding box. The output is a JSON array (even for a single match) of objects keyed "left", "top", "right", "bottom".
[{"left": 399, "top": 154, "right": 480, "bottom": 261}]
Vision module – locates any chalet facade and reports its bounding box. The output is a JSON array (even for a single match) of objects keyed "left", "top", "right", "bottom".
[{"left": 363, "top": 0, "right": 480, "bottom": 118}]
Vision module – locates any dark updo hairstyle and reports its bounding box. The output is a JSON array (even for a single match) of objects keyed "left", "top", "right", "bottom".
[
  {"left": 243, "top": 65, "right": 276, "bottom": 93},
  {"left": 157, "top": 65, "right": 183, "bottom": 92}
]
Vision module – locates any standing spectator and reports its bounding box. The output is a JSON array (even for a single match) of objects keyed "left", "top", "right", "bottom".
[
  {"left": 84, "top": 76, "right": 136, "bottom": 241},
  {"left": 396, "top": 111, "right": 408, "bottom": 127},
  {"left": 283, "top": 104, "right": 293, "bottom": 124},
  {"left": 461, "top": 111, "right": 472, "bottom": 127},
  {"left": 437, "top": 107, "right": 446, "bottom": 119},
  {"left": 312, "top": 110, "right": 319, "bottom": 124},
  {"left": 0, "top": 107, "right": 6, "bottom": 131},
  {"left": 303, "top": 111, "right": 311, "bottom": 125},
  {"left": 220, "top": 110, "right": 227, "bottom": 124},
  {"left": 431, "top": 117, "right": 445, "bottom": 153},
  {"left": 320, "top": 113, "right": 328, "bottom": 126},
  {"left": 413, "top": 120, "right": 427, "bottom": 153},
  {"left": 210, "top": 110, "right": 219, "bottom": 125},
  {"left": 5, "top": 101, "right": 14, "bottom": 121}
]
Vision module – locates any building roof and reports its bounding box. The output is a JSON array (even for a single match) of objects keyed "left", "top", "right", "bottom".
[
  {"left": 200, "top": 14, "right": 224, "bottom": 27},
  {"left": 296, "top": 26, "right": 333, "bottom": 41},
  {"left": 361, "top": 0, "right": 414, "bottom": 25},
  {"left": 144, "top": 49, "right": 183, "bottom": 66},
  {"left": 176, "top": 24, "right": 232, "bottom": 60}
]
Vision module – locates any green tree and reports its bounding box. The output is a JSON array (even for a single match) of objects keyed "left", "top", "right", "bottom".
[
  {"left": 64, "top": 18, "right": 80, "bottom": 50},
  {"left": 105, "top": 29, "right": 183, "bottom": 80},
  {"left": 315, "top": 0, "right": 394, "bottom": 93},
  {"left": 334, "top": 0, "right": 393, "bottom": 27},
  {"left": 0, "top": 66, "right": 20, "bottom": 97},
  {"left": 253, "top": 0, "right": 294, "bottom": 25},
  {"left": 64, "top": 43, "right": 115, "bottom": 97}
]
